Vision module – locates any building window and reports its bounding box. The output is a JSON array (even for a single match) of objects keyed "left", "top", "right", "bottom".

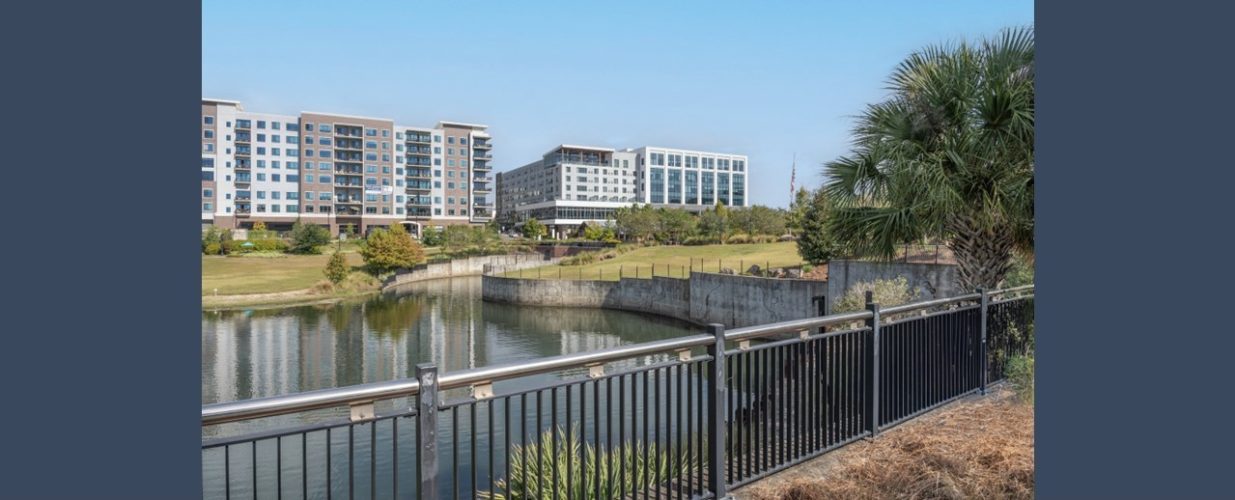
[
  {"left": 204, "top": 116, "right": 214, "bottom": 125},
  {"left": 203, "top": 203, "right": 213, "bottom": 212},
  {"left": 203, "top": 130, "right": 214, "bottom": 139},
  {"left": 318, "top": 123, "right": 331, "bottom": 132},
  {"left": 650, "top": 168, "right": 665, "bottom": 203},
  {"left": 203, "top": 189, "right": 213, "bottom": 198}
]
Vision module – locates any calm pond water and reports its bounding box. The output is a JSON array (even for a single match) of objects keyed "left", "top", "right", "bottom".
[
  {"left": 202, "top": 276, "right": 696, "bottom": 430},
  {"left": 202, "top": 277, "right": 699, "bottom": 499}
]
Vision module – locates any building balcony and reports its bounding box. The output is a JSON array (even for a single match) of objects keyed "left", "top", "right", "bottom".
[
  {"left": 473, "top": 141, "right": 492, "bottom": 150},
  {"left": 473, "top": 152, "right": 493, "bottom": 160},
  {"left": 407, "top": 134, "right": 432, "bottom": 144},
  {"left": 473, "top": 162, "right": 492, "bottom": 171}
]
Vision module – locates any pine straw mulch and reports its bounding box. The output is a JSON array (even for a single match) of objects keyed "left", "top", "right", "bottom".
[{"left": 741, "top": 387, "right": 1033, "bottom": 500}]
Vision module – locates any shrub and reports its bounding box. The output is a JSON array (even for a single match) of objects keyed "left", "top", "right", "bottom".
[
  {"left": 682, "top": 236, "right": 720, "bottom": 246},
  {"left": 833, "top": 276, "right": 918, "bottom": 314},
  {"left": 478, "top": 425, "right": 696, "bottom": 500},
  {"left": 360, "top": 223, "right": 426, "bottom": 275},
  {"left": 289, "top": 221, "right": 330, "bottom": 254},
  {"left": 203, "top": 242, "right": 222, "bottom": 255},
  {"left": 726, "top": 233, "right": 751, "bottom": 244},
  {"left": 201, "top": 226, "right": 223, "bottom": 253},
  {"left": 1003, "top": 253, "right": 1035, "bottom": 288},
  {"left": 251, "top": 239, "right": 287, "bottom": 252},
  {"left": 221, "top": 240, "right": 246, "bottom": 254},
  {"left": 1005, "top": 355, "right": 1035, "bottom": 405},
  {"left": 251, "top": 221, "right": 267, "bottom": 231},
  {"left": 324, "top": 250, "right": 350, "bottom": 284},
  {"left": 561, "top": 251, "right": 599, "bottom": 266},
  {"left": 420, "top": 226, "right": 443, "bottom": 247}
]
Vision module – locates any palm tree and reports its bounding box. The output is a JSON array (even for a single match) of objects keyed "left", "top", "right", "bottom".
[{"left": 823, "top": 26, "right": 1034, "bottom": 291}]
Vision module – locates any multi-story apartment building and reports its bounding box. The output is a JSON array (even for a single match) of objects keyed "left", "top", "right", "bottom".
[
  {"left": 496, "top": 144, "right": 748, "bottom": 238},
  {"left": 202, "top": 98, "right": 492, "bottom": 235}
]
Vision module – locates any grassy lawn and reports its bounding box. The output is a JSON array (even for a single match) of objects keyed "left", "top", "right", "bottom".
[
  {"left": 506, "top": 241, "right": 805, "bottom": 281},
  {"left": 202, "top": 252, "right": 364, "bottom": 295}
]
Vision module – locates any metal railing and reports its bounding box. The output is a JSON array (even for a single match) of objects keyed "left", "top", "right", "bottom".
[{"left": 202, "top": 285, "right": 1033, "bottom": 499}]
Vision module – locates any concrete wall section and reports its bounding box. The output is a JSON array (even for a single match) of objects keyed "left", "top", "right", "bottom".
[
  {"left": 481, "top": 271, "right": 826, "bottom": 329},
  {"left": 382, "top": 253, "right": 559, "bottom": 290},
  {"left": 824, "top": 259, "right": 960, "bottom": 312},
  {"left": 689, "top": 272, "right": 827, "bottom": 327}
]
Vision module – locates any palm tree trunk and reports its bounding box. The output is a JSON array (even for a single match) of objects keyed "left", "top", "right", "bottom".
[{"left": 947, "top": 215, "right": 1016, "bottom": 291}]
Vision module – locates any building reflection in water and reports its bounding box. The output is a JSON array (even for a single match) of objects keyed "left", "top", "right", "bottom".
[{"left": 202, "top": 277, "right": 694, "bottom": 406}]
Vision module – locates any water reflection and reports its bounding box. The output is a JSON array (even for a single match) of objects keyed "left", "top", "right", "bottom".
[{"left": 202, "top": 276, "right": 695, "bottom": 407}]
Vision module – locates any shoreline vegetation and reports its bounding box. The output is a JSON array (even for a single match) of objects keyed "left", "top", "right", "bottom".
[{"left": 202, "top": 241, "right": 812, "bottom": 309}]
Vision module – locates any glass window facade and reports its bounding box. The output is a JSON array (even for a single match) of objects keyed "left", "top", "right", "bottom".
[{"left": 650, "top": 168, "right": 665, "bottom": 203}]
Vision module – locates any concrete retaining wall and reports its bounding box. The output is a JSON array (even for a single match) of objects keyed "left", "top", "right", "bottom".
[
  {"left": 825, "top": 259, "right": 959, "bottom": 311},
  {"left": 382, "top": 253, "right": 559, "bottom": 290},
  {"left": 482, "top": 271, "right": 827, "bottom": 328},
  {"left": 689, "top": 272, "right": 828, "bottom": 327}
]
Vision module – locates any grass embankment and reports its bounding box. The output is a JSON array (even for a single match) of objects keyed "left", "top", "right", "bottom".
[
  {"left": 202, "top": 247, "right": 381, "bottom": 309},
  {"left": 504, "top": 242, "right": 806, "bottom": 281}
]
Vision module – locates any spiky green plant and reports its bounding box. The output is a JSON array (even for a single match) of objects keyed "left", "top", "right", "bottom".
[{"left": 478, "top": 424, "right": 700, "bottom": 500}]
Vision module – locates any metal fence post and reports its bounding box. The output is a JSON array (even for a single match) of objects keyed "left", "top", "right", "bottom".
[
  {"left": 978, "top": 287, "right": 989, "bottom": 395},
  {"left": 864, "top": 291, "right": 881, "bottom": 437},
  {"left": 706, "top": 323, "right": 728, "bottom": 499},
  {"left": 416, "top": 363, "right": 439, "bottom": 500}
]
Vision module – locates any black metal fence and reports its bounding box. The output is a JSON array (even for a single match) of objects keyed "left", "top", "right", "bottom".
[{"left": 202, "top": 286, "right": 1033, "bottom": 499}]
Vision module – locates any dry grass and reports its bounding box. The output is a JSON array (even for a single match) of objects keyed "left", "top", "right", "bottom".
[{"left": 744, "top": 388, "right": 1033, "bottom": 500}]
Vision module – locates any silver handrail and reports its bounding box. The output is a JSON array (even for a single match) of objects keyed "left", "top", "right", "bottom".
[
  {"left": 724, "top": 310, "right": 874, "bottom": 342},
  {"left": 202, "top": 378, "right": 421, "bottom": 426},
  {"left": 880, "top": 292, "right": 982, "bottom": 315},
  {"left": 437, "top": 333, "right": 715, "bottom": 391},
  {"left": 201, "top": 284, "right": 1033, "bottom": 426},
  {"left": 990, "top": 284, "right": 1034, "bottom": 295}
]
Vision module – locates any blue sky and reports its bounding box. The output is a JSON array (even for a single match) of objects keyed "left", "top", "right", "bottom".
[{"left": 203, "top": 0, "right": 1033, "bottom": 208}]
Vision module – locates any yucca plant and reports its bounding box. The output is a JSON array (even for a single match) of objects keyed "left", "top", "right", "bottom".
[{"left": 479, "top": 424, "right": 700, "bottom": 500}]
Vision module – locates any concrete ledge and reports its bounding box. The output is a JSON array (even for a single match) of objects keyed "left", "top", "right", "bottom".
[
  {"left": 381, "top": 253, "right": 561, "bottom": 291},
  {"left": 481, "top": 271, "right": 828, "bottom": 329}
]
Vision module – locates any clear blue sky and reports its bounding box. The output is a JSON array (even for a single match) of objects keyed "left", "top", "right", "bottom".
[{"left": 204, "top": 0, "right": 1032, "bottom": 208}]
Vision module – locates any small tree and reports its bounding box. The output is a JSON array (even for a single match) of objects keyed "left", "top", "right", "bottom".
[
  {"left": 289, "top": 221, "right": 331, "bottom": 254},
  {"left": 657, "top": 208, "right": 696, "bottom": 244},
  {"left": 796, "top": 189, "right": 843, "bottom": 265},
  {"left": 420, "top": 226, "right": 443, "bottom": 247},
  {"left": 522, "top": 218, "right": 547, "bottom": 240},
  {"left": 252, "top": 221, "right": 267, "bottom": 231},
  {"left": 786, "top": 187, "right": 811, "bottom": 236},
  {"left": 202, "top": 226, "right": 223, "bottom": 253},
  {"left": 324, "top": 250, "right": 350, "bottom": 284},
  {"left": 697, "top": 203, "right": 730, "bottom": 243},
  {"left": 360, "top": 223, "right": 426, "bottom": 274}
]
